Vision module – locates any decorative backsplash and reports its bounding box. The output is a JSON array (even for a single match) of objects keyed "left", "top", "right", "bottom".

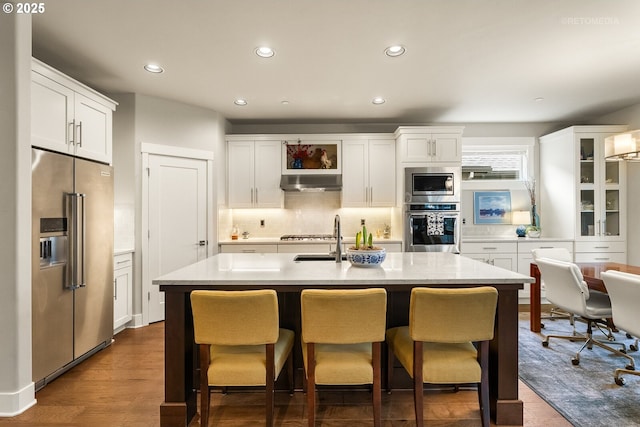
[{"left": 220, "top": 192, "right": 397, "bottom": 241}]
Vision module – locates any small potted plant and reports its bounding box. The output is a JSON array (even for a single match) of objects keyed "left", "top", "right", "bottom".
[{"left": 346, "top": 225, "right": 386, "bottom": 267}]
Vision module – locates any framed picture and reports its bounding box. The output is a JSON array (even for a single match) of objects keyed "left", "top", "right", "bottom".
[
  {"left": 282, "top": 140, "right": 342, "bottom": 174},
  {"left": 474, "top": 191, "right": 512, "bottom": 224}
]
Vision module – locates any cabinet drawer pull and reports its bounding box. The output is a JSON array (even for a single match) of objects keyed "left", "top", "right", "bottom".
[
  {"left": 116, "top": 260, "right": 129, "bottom": 265},
  {"left": 594, "top": 257, "right": 610, "bottom": 261},
  {"left": 241, "top": 249, "right": 256, "bottom": 253},
  {"left": 482, "top": 247, "right": 498, "bottom": 250},
  {"left": 594, "top": 246, "right": 609, "bottom": 249}
]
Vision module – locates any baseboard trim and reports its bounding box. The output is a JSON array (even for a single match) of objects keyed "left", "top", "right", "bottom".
[{"left": 0, "top": 382, "right": 36, "bottom": 417}]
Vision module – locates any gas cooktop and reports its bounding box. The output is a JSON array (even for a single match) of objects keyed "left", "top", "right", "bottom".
[{"left": 280, "top": 234, "right": 335, "bottom": 241}]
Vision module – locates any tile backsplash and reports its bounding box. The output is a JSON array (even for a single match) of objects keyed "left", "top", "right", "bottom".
[{"left": 220, "top": 192, "right": 398, "bottom": 241}]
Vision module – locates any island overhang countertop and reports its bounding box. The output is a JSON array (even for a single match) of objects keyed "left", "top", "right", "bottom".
[
  {"left": 154, "top": 251, "right": 533, "bottom": 427},
  {"left": 154, "top": 252, "right": 534, "bottom": 291}
]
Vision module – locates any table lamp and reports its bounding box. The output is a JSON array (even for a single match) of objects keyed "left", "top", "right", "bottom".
[{"left": 512, "top": 211, "right": 531, "bottom": 237}]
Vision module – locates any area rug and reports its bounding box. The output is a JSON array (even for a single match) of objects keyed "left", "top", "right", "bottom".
[{"left": 518, "top": 317, "right": 640, "bottom": 427}]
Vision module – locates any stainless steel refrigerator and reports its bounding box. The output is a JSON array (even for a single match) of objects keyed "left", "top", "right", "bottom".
[{"left": 32, "top": 148, "right": 114, "bottom": 389}]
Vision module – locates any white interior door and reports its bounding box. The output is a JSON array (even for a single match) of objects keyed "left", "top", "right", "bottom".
[{"left": 147, "top": 154, "right": 207, "bottom": 323}]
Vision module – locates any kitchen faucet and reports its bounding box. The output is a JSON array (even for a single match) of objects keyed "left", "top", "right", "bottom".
[{"left": 333, "top": 214, "right": 342, "bottom": 263}]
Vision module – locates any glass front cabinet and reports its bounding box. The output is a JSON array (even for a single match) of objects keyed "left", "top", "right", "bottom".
[
  {"left": 577, "top": 134, "right": 625, "bottom": 241},
  {"left": 540, "top": 125, "right": 627, "bottom": 263}
]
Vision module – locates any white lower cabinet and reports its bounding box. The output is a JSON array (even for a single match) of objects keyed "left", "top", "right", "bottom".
[
  {"left": 113, "top": 252, "right": 133, "bottom": 333},
  {"left": 574, "top": 241, "right": 626, "bottom": 263},
  {"left": 219, "top": 244, "right": 278, "bottom": 253},
  {"left": 462, "top": 242, "right": 518, "bottom": 272},
  {"left": 278, "top": 244, "right": 332, "bottom": 254},
  {"left": 370, "top": 242, "right": 402, "bottom": 252}
]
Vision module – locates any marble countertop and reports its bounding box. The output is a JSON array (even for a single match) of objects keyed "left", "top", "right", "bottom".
[
  {"left": 154, "top": 252, "right": 533, "bottom": 289},
  {"left": 219, "top": 237, "right": 403, "bottom": 244}
]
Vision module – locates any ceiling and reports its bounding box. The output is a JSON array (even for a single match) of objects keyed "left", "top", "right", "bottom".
[{"left": 31, "top": 0, "right": 640, "bottom": 125}]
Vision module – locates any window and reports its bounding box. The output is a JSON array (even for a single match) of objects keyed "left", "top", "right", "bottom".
[{"left": 461, "top": 138, "right": 534, "bottom": 187}]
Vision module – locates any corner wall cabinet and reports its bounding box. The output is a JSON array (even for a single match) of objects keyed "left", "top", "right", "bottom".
[
  {"left": 31, "top": 58, "right": 116, "bottom": 165},
  {"left": 394, "top": 126, "right": 464, "bottom": 164},
  {"left": 113, "top": 252, "right": 133, "bottom": 333},
  {"left": 540, "top": 125, "right": 627, "bottom": 263},
  {"left": 227, "top": 139, "right": 282, "bottom": 208},
  {"left": 342, "top": 138, "right": 396, "bottom": 207}
]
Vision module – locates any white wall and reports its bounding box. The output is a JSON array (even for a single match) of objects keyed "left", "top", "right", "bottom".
[
  {"left": 0, "top": 12, "right": 36, "bottom": 416},
  {"left": 112, "top": 93, "right": 136, "bottom": 251},
  {"left": 110, "top": 94, "right": 228, "bottom": 326},
  {"left": 590, "top": 102, "right": 640, "bottom": 266}
]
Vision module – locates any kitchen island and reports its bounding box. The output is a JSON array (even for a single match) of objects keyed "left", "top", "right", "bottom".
[{"left": 154, "top": 252, "right": 533, "bottom": 426}]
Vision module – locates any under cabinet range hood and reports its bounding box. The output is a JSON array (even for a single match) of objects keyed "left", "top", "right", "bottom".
[{"left": 280, "top": 174, "right": 342, "bottom": 191}]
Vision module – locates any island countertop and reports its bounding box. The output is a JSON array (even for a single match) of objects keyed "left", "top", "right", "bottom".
[
  {"left": 154, "top": 252, "right": 533, "bottom": 291},
  {"left": 155, "top": 251, "right": 530, "bottom": 427}
]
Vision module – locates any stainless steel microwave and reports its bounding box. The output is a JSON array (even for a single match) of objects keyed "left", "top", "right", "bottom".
[{"left": 404, "top": 167, "right": 461, "bottom": 203}]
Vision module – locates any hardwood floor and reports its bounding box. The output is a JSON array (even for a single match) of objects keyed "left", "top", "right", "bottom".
[{"left": 1, "top": 319, "right": 571, "bottom": 427}]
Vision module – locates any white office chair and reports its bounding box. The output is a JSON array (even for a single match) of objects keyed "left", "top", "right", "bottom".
[
  {"left": 601, "top": 270, "right": 640, "bottom": 385},
  {"left": 531, "top": 248, "right": 574, "bottom": 326},
  {"left": 536, "top": 258, "right": 634, "bottom": 367}
]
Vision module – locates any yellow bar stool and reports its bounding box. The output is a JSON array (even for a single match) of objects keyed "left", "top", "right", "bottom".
[
  {"left": 386, "top": 286, "right": 498, "bottom": 427},
  {"left": 301, "top": 288, "right": 387, "bottom": 427},
  {"left": 190, "top": 289, "right": 295, "bottom": 427}
]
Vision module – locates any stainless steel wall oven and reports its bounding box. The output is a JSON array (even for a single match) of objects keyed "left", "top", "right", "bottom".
[{"left": 404, "top": 203, "right": 461, "bottom": 253}]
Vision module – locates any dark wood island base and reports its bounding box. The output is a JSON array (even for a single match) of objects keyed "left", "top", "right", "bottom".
[{"left": 155, "top": 253, "right": 531, "bottom": 426}]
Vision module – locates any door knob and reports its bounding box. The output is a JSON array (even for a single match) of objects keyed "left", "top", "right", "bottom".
[{"left": 198, "top": 240, "right": 207, "bottom": 246}]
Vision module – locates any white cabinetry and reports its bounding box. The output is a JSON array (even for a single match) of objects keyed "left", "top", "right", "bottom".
[
  {"left": 395, "top": 126, "right": 464, "bottom": 164},
  {"left": 540, "top": 125, "right": 627, "bottom": 263},
  {"left": 219, "top": 244, "right": 278, "bottom": 253},
  {"left": 277, "top": 243, "right": 332, "bottom": 254},
  {"left": 113, "top": 252, "right": 133, "bottom": 333},
  {"left": 31, "top": 59, "right": 116, "bottom": 164},
  {"left": 227, "top": 140, "right": 282, "bottom": 208},
  {"left": 462, "top": 241, "right": 517, "bottom": 271},
  {"left": 342, "top": 138, "right": 395, "bottom": 207},
  {"left": 573, "top": 241, "right": 626, "bottom": 263}
]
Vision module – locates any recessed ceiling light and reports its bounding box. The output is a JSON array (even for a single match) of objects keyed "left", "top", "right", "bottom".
[
  {"left": 281, "top": 100, "right": 290, "bottom": 105},
  {"left": 144, "top": 63, "right": 164, "bottom": 73},
  {"left": 384, "top": 45, "right": 406, "bottom": 57},
  {"left": 234, "top": 98, "right": 248, "bottom": 106},
  {"left": 535, "top": 97, "right": 545, "bottom": 102},
  {"left": 255, "top": 46, "right": 275, "bottom": 58},
  {"left": 372, "top": 97, "right": 386, "bottom": 105}
]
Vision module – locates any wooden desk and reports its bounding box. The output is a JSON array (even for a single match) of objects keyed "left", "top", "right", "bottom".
[
  {"left": 529, "top": 261, "right": 640, "bottom": 332},
  {"left": 155, "top": 253, "right": 532, "bottom": 426}
]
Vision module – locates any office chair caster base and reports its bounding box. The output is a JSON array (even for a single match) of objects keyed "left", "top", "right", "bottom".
[
  {"left": 615, "top": 377, "right": 626, "bottom": 386},
  {"left": 626, "top": 364, "right": 635, "bottom": 370},
  {"left": 542, "top": 341, "right": 549, "bottom": 347},
  {"left": 630, "top": 344, "right": 638, "bottom": 351},
  {"left": 571, "top": 358, "right": 580, "bottom": 366}
]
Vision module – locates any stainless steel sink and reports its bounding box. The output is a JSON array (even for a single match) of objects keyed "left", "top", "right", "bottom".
[{"left": 294, "top": 254, "right": 347, "bottom": 261}]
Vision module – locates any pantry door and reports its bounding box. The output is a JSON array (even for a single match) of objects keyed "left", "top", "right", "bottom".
[{"left": 143, "top": 145, "right": 213, "bottom": 324}]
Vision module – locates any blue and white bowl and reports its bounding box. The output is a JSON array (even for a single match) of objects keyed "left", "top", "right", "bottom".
[{"left": 346, "top": 248, "right": 386, "bottom": 268}]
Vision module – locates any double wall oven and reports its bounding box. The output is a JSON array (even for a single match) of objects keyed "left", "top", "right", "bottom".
[{"left": 404, "top": 167, "right": 461, "bottom": 253}]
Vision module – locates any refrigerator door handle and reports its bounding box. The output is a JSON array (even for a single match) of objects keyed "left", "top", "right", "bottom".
[{"left": 68, "top": 192, "right": 87, "bottom": 289}]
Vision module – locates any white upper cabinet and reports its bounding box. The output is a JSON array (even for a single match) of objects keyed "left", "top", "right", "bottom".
[
  {"left": 227, "top": 139, "right": 282, "bottom": 208},
  {"left": 31, "top": 59, "right": 116, "bottom": 164},
  {"left": 395, "top": 126, "right": 465, "bottom": 164},
  {"left": 342, "top": 138, "right": 395, "bottom": 207},
  {"left": 540, "top": 125, "right": 627, "bottom": 262}
]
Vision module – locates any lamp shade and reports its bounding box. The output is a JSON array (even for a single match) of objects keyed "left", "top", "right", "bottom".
[
  {"left": 605, "top": 130, "right": 640, "bottom": 160},
  {"left": 512, "top": 210, "right": 531, "bottom": 225}
]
